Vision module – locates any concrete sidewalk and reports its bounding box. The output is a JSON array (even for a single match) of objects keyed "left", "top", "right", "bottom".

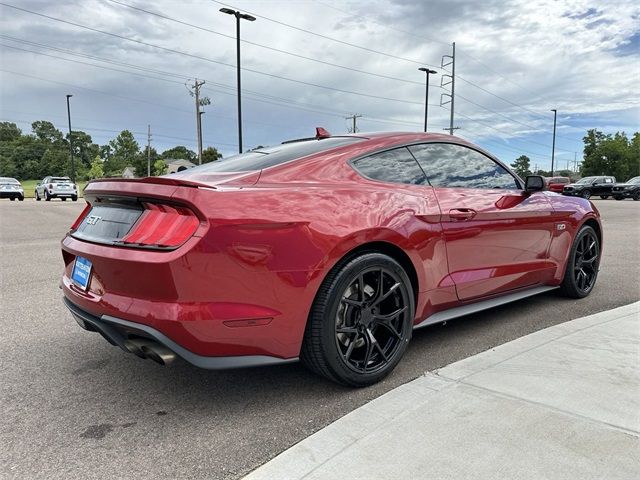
[{"left": 244, "top": 302, "right": 640, "bottom": 480}]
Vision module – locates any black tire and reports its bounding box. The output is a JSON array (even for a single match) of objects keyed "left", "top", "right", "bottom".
[
  {"left": 614, "top": 196, "right": 624, "bottom": 201},
  {"left": 301, "top": 252, "right": 415, "bottom": 387},
  {"left": 559, "top": 225, "right": 600, "bottom": 299},
  {"left": 44, "top": 190, "right": 51, "bottom": 201},
  {"left": 10, "top": 197, "right": 15, "bottom": 201},
  {"left": 61, "top": 197, "right": 67, "bottom": 202},
  {"left": 35, "top": 191, "right": 41, "bottom": 201},
  {"left": 72, "top": 195, "right": 78, "bottom": 202},
  {"left": 633, "top": 192, "right": 640, "bottom": 201},
  {"left": 18, "top": 195, "right": 23, "bottom": 201},
  {"left": 599, "top": 195, "right": 609, "bottom": 200},
  {"left": 581, "top": 189, "right": 592, "bottom": 199}
]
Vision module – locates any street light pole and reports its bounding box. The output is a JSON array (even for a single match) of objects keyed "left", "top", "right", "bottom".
[
  {"left": 418, "top": 68, "right": 437, "bottom": 132},
  {"left": 551, "top": 109, "right": 557, "bottom": 177},
  {"left": 65, "top": 94, "right": 75, "bottom": 182},
  {"left": 220, "top": 7, "right": 256, "bottom": 154}
]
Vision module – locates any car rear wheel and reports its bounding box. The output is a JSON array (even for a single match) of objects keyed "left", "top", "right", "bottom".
[
  {"left": 301, "top": 252, "right": 414, "bottom": 386},
  {"left": 44, "top": 190, "right": 51, "bottom": 201},
  {"left": 18, "top": 195, "right": 23, "bottom": 201},
  {"left": 599, "top": 195, "right": 609, "bottom": 200},
  {"left": 614, "top": 196, "right": 624, "bottom": 200},
  {"left": 35, "top": 191, "right": 40, "bottom": 201},
  {"left": 559, "top": 225, "right": 600, "bottom": 299},
  {"left": 61, "top": 197, "right": 67, "bottom": 202},
  {"left": 10, "top": 197, "right": 15, "bottom": 201},
  {"left": 581, "top": 190, "right": 592, "bottom": 199},
  {"left": 72, "top": 195, "right": 78, "bottom": 201}
]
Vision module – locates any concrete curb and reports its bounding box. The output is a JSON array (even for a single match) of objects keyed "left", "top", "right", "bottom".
[{"left": 244, "top": 302, "right": 640, "bottom": 480}]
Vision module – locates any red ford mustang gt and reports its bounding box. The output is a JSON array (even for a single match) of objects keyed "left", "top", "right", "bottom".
[{"left": 61, "top": 131, "right": 602, "bottom": 386}]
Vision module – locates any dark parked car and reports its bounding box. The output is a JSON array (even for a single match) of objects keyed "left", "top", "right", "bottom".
[
  {"left": 612, "top": 176, "right": 640, "bottom": 201},
  {"left": 563, "top": 176, "right": 616, "bottom": 199}
]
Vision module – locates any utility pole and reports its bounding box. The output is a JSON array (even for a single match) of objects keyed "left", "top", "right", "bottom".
[
  {"left": 147, "top": 125, "right": 151, "bottom": 177},
  {"left": 345, "top": 114, "right": 362, "bottom": 133},
  {"left": 187, "top": 79, "right": 210, "bottom": 164},
  {"left": 440, "top": 42, "right": 457, "bottom": 135},
  {"left": 65, "top": 94, "right": 75, "bottom": 182},
  {"left": 551, "top": 109, "right": 557, "bottom": 177}
]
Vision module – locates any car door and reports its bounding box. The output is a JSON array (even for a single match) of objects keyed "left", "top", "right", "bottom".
[
  {"left": 408, "top": 143, "right": 557, "bottom": 301},
  {"left": 38, "top": 177, "right": 48, "bottom": 196}
]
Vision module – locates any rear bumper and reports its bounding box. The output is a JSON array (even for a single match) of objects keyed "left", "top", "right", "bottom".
[
  {"left": 0, "top": 191, "right": 23, "bottom": 198},
  {"left": 64, "top": 297, "right": 298, "bottom": 369}
]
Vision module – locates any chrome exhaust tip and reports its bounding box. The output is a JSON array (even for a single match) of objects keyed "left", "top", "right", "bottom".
[{"left": 142, "top": 344, "right": 176, "bottom": 366}]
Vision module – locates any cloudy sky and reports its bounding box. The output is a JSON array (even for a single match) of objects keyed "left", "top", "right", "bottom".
[{"left": 1, "top": 0, "right": 638, "bottom": 169}]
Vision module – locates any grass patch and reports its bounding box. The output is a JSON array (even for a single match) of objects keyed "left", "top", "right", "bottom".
[{"left": 20, "top": 179, "right": 88, "bottom": 198}]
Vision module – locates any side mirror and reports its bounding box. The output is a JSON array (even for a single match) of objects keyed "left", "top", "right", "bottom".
[{"left": 525, "top": 175, "right": 545, "bottom": 193}]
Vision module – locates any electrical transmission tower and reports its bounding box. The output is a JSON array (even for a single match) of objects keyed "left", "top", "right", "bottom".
[
  {"left": 440, "top": 42, "right": 459, "bottom": 135},
  {"left": 345, "top": 113, "right": 362, "bottom": 133},
  {"left": 186, "top": 79, "right": 211, "bottom": 164}
]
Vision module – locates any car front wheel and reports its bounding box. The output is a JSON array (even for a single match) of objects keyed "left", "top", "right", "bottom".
[
  {"left": 35, "top": 190, "right": 40, "bottom": 201},
  {"left": 301, "top": 252, "right": 414, "bottom": 386},
  {"left": 559, "top": 225, "right": 600, "bottom": 299},
  {"left": 634, "top": 192, "right": 640, "bottom": 201},
  {"left": 581, "top": 190, "right": 592, "bottom": 199}
]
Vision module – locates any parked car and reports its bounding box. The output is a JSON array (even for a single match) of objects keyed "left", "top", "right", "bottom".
[
  {"left": 0, "top": 177, "right": 24, "bottom": 201},
  {"left": 545, "top": 176, "right": 570, "bottom": 193},
  {"left": 61, "top": 131, "right": 602, "bottom": 386},
  {"left": 562, "top": 176, "right": 616, "bottom": 199},
  {"left": 612, "top": 176, "right": 640, "bottom": 201},
  {"left": 35, "top": 176, "right": 78, "bottom": 201}
]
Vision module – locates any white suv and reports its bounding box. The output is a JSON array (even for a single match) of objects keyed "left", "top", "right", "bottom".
[{"left": 35, "top": 176, "right": 78, "bottom": 201}]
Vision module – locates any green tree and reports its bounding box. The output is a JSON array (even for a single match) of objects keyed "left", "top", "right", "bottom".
[
  {"left": 104, "top": 130, "right": 139, "bottom": 176},
  {"left": 202, "top": 146, "right": 222, "bottom": 164},
  {"left": 161, "top": 145, "right": 196, "bottom": 162},
  {"left": 87, "top": 156, "right": 104, "bottom": 179},
  {"left": 581, "top": 129, "right": 639, "bottom": 181},
  {"left": 32, "top": 121, "right": 64, "bottom": 144},
  {"left": 68, "top": 130, "right": 99, "bottom": 169},
  {"left": 0, "top": 122, "right": 21, "bottom": 142},
  {"left": 152, "top": 159, "right": 167, "bottom": 176},
  {"left": 133, "top": 146, "right": 159, "bottom": 177},
  {"left": 510, "top": 155, "right": 531, "bottom": 178}
]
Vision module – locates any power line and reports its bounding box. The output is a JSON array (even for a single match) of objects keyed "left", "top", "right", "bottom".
[
  {"left": 210, "top": 0, "right": 441, "bottom": 69},
  {"left": 107, "top": 0, "right": 428, "bottom": 87},
  {"left": 0, "top": 2, "right": 424, "bottom": 106}
]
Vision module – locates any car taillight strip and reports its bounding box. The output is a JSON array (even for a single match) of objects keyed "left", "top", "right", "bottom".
[
  {"left": 70, "top": 203, "right": 92, "bottom": 231},
  {"left": 121, "top": 202, "right": 199, "bottom": 248}
]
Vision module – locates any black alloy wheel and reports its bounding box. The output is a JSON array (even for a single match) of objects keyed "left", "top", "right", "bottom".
[
  {"left": 560, "top": 225, "right": 600, "bottom": 298},
  {"left": 634, "top": 192, "right": 640, "bottom": 201},
  {"left": 301, "top": 253, "right": 414, "bottom": 386},
  {"left": 581, "top": 189, "right": 592, "bottom": 199}
]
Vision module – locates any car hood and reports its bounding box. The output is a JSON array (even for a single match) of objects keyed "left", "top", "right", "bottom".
[
  {"left": 613, "top": 183, "right": 635, "bottom": 187},
  {"left": 564, "top": 183, "right": 587, "bottom": 188}
]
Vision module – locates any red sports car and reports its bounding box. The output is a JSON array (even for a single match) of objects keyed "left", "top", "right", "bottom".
[{"left": 61, "top": 131, "right": 602, "bottom": 386}]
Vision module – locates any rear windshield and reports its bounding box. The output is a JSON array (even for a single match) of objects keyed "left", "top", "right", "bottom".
[
  {"left": 0, "top": 178, "right": 19, "bottom": 184},
  {"left": 173, "top": 137, "right": 364, "bottom": 175},
  {"left": 52, "top": 177, "right": 71, "bottom": 182}
]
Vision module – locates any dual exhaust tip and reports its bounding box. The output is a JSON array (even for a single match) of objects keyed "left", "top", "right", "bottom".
[{"left": 124, "top": 338, "right": 176, "bottom": 366}]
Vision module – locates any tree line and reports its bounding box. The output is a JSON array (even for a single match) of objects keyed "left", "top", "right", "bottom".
[
  {"left": 0, "top": 121, "right": 221, "bottom": 180},
  {"left": 510, "top": 129, "right": 639, "bottom": 181}
]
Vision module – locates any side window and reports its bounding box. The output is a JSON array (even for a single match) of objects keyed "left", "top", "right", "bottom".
[
  {"left": 408, "top": 143, "right": 519, "bottom": 189},
  {"left": 352, "top": 147, "right": 428, "bottom": 185},
  {"left": 604, "top": 178, "right": 613, "bottom": 183}
]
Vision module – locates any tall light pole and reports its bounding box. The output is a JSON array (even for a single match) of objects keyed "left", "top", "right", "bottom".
[
  {"left": 551, "top": 109, "right": 557, "bottom": 176},
  {"left": 418, "top": 68, "right": 437, "bottom": 132},
  {"left": 220, "top": 7, "right": 256, "bottom": 154},
  {"left": 65, "top": 94, "right": 75, "bottom": 182}
]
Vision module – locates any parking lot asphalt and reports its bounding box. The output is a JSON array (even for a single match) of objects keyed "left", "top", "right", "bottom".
[{"left": 1, "top": 199, "right": 639, "bottom": 480}]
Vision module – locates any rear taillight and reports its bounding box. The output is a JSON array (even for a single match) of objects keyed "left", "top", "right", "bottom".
[
  {"left": 121, "top": 202, "right": 199, "bottom": 248},
  {"left": 70, "top": 203, "right": 92, "bottom": 231},
  {"left": 48, "top": 183, "right": 53, "bottom": 189}
]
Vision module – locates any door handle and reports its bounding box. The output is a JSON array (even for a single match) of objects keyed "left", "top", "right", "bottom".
[{"left": 449, "top": 208, "right": 477, "bottom": 221}]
